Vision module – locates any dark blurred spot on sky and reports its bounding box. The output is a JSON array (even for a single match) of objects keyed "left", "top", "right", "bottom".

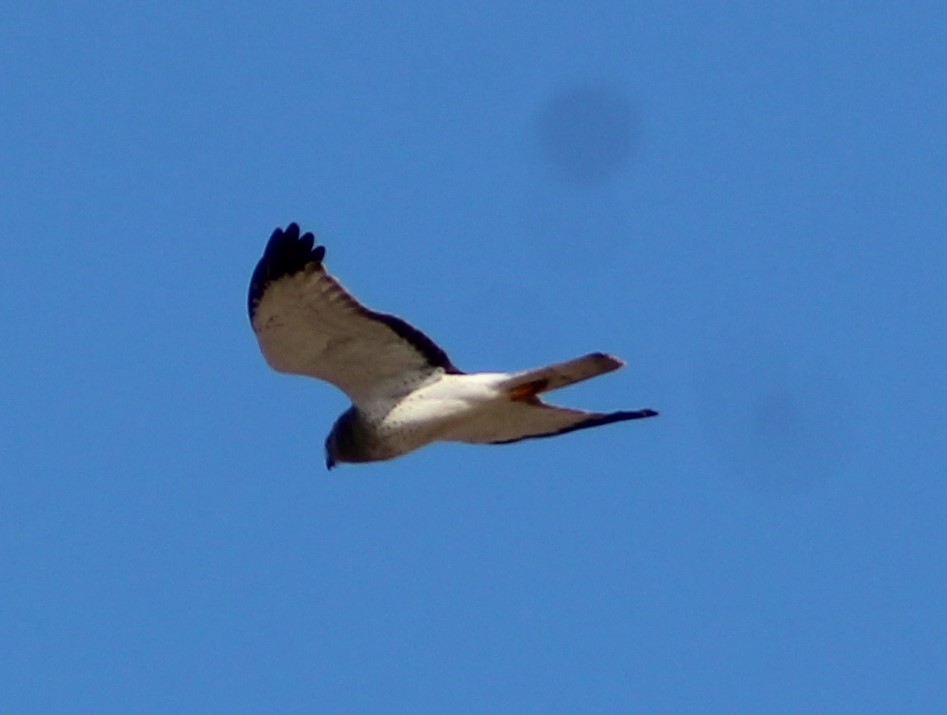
[
  {"left": 693, "top": 328, "right": 853, "bottom": 493},
  {"left": 534, "top": 83, "right": 637, "bottom": 184}
]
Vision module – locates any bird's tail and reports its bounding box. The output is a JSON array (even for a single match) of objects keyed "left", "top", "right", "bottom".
[
  {"left": 439, "top": 352, "right": 656, "bottom": 446},
  {"left": 501, "top": 352, "right": 625, "bottom": 402}
]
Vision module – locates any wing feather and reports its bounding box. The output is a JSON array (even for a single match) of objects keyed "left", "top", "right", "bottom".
[
  {"left": 249, "top": 223, "right": 461, "bottom": 406},
  {"left": 447, "top": 400, "right": 658, "bottom": 445}
]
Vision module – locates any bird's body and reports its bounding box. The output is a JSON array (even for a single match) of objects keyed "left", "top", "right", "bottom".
[
  {"left": 326, "top": 373, "right": 509, "bottom": 465},
  {"left": 249, "top": 223, "right": 657, "bottom": 468}
]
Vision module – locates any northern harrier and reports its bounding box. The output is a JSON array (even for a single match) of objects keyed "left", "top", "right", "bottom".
[{"left": 249, "top": 223, "right": 657, "bottom": 468}]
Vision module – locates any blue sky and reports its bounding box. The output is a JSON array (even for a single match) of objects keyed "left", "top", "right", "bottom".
[{"left": 3, "top": 2, "right": 946, "bottom": 712}]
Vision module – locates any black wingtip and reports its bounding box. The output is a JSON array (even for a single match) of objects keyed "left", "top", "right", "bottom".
[
  {"left": 630, "top": 408, "right": 659, "bottom": 419},
  {"left": 489, "top": 407, "right": 658, "bottom": 445},
  {"left": 248, "top": 223, "right": 325, "bottom": 322},
  {"left": 570, "top": 408, "right": 659, "bottom": 431}
]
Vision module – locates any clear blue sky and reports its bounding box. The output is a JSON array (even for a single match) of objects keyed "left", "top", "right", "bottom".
[{"left": 3, "top": 3, "right": 946, "bottom": 712}]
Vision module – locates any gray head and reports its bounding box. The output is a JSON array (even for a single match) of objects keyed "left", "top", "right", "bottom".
[{"left": 325, "top": 407, "right": 378, "bottom": 470}]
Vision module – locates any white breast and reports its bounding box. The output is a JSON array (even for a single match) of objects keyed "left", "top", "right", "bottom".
[{"left": 374, "top": 372, "right": 511, "bottom": 448}]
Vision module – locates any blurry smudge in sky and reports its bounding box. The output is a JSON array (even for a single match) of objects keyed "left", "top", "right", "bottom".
[
  {"left": 693, "top": 328, "right": 854, "bottom": 493},
  {"left": 535, "top": 83, "right": 637, "bottom": 184}
]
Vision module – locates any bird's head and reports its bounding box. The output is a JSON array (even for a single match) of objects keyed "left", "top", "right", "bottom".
[
  {"left": 324, "top": 406, "right": 370, "bottom": 470},
  {"left": 324, "top": 421, "right": 350, "bottom": 470},
  {"left": 324, "top": 431, "right": 339, "bottom": 470}
]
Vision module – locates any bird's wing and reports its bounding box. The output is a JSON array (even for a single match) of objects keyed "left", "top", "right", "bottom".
[
  {"left": 248, "top": 223, "right": 461, "bottom": 407},
  {"left": 447, "top": 399, "right": 657, "bottom": 445}
]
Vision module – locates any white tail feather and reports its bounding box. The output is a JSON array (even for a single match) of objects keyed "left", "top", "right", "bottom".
[{"left": 500, "top": 352, "right": 624, "bottom": 397}]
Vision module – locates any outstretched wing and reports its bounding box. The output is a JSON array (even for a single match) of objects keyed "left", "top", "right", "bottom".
[
  {"left": 248, "top": 223, "right": 461, "bottom": 406},
  {"left": 447, "top": 399, "right": 658, "bottom": 445}
]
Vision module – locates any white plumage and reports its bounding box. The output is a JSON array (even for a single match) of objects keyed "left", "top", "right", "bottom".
[{"left": 248, "top": 223, "right": 657, "bottom": 468}]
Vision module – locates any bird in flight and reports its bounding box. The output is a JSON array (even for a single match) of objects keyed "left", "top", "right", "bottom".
[{"left": 248, "top": 223, "right": 657, "bottom": 469}]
